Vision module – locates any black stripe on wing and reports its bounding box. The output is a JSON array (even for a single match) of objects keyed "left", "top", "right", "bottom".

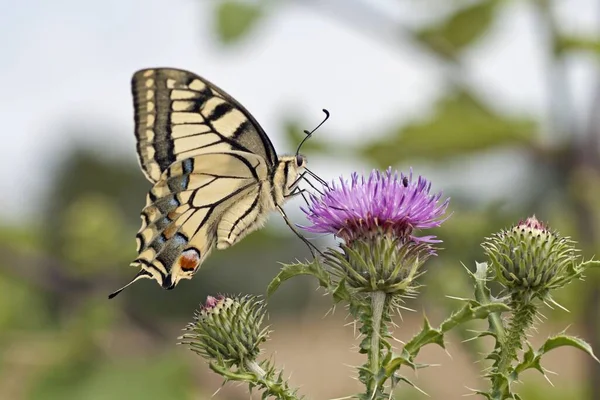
[
  {"left": 226, "top": 190, "right": 261, "bottom": 240},
  {"left": 131, "top": 68, "right": 278, "bottom": 183},
  {"left": 132, "top": 155, "right": 262, "bottom": 278}
]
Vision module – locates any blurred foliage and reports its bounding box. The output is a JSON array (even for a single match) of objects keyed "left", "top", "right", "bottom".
[
  {"left": 1, "top": 0, "right": 600, "bottom": 399},
  {"left": 556, "top": 35, "right": 600, "bottom": 56},
  {"left": 30, "top": 352, "right": 191, "bottom": 400},
  {"left": 216, "top": 0, "right": 263, "bottom": 43},
  {"left": 414, "top": 0, "right": 500, "bottom": 60},
  {"left": 364, "top": 89, "right": 536, "bottom": 167},
  {"left": 284, "top": 90, "right": 537, "bottom": 165}
]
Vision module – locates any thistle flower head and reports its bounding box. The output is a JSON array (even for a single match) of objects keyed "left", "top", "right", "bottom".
[
  {"left": 302, "top": 168, "right": 449, "bottom": 244},
  {"left": 179, "top": 295, "right": 269, "bottom": 365},
  {"left": 302, "top": 168, "right": 450, "bottom": 294},
  {"left": 482, "top": 216, "right": 581, "bottom": 302}
]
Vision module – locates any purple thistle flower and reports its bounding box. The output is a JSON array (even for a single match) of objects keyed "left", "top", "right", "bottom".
[{"left": 302, "top": 168, "right": 450, "bottom": 244}]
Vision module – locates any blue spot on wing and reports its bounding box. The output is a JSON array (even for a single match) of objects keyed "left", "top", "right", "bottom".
[
  {"left": 156, "top": 233, "right": 189, "bottom": 270},
  {"left": 155, "top": 195, "right": 180, "bottom": 214},
  {"left": 182, "top": 158, "right": 194, "bottom": 174},
  {"left": 168, "top": 175, "right": 189, "bottom": 193}
]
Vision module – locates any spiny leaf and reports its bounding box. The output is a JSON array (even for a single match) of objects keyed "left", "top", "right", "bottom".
[
  {"left": 471, "top": 262, "right": 507, "bottom": 339},
  {"left": 514, "top": 344, "right": 543, "bottom": 375},
  {"left": 514, "top": 334, "right": 599, "bottom": 379},
  {"left": 540, "top": 334, "right": 599, "bottom": 363},
  {"left": 391, "top": 374, "right": 428, "bottom": 396},
  {"left": 472, "top": 262, "right": 492, "bottom": 303},
  {"left": 384, "top": 350, "right": 418, "bottom": 375},
  {"left": 404, "top": 316, "right": 444, "bottom": 355},
  {"left": 216, "top": 1, "right": 262, "bottom": 44},
  {"left": 580, "top": 259, "right": 600, "bottom": 270},
  {"left": 440, "top": 301, "right": 510, "bottom": 333},
  {"left": 267, "top": 259, "right": 329, "bottom": 296},
  {"left": 332, "top": 278, "right": 351, "bottom": 303}
]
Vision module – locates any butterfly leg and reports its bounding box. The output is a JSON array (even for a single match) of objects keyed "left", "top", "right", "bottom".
[
  {"left": 301, "top": 173, "right": 327, "bottom": 196},
  {"left": 276, "top": 205, "right": 324, "bottom": 258},
  {"left": 289, "top": 171, "right": 307, "bottom": 189},
  {"left": 285, "top": 187, "right": 311, "bottom": 208},
  {"left": 304, "top": 167, "right": 330, "bottom": 189},
  {"left": 292, "top": 170, "right": 328, "bottom": 196}
]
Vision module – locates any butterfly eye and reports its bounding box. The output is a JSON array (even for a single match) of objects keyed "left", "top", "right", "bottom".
[{"left": 296, "top": 155, "right": 304, "bottom": 167}]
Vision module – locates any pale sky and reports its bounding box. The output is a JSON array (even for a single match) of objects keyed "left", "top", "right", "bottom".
[{"left": 0, "top": 0, "right": 598, "bottom": 223}]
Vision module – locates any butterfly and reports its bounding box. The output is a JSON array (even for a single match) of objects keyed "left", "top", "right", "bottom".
[{"left": 109, "top": 68, "right": 327, "bottom": 298}]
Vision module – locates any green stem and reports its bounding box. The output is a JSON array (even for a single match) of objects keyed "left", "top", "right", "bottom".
[
  {"left": 369, "top": 291, "right": 387, "bottom": 393},
  {"left": 244, "top": 360, "right": 299, "bottom": 400},
  {"left": 491, "top": 300, "right": 536, "bottom": 397}
]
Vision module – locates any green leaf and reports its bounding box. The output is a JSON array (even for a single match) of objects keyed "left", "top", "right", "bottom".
[
  {"left": 470, "top": 262, "right": 507, "bottom": 339},
  {"left": 384, "top": 350, "right": 417, "bottom": 375},
  {"left": 332, "top": 278, "right": 351, "bottom": 303},
  {"left": 540, "top": 334, "right": 599, "bottom": 363},
  {"left": 404, "top": 316, "right": 444, "bottom": 356},
  {"left": 390, "top": 374, "right": 428, "bottom": 396},
  {"left": 556, "top": 35, "right": 600, "bottom": 56},
  {"left": 439, "top": 300, "right": 510, "bottom": 333},
  {"left": 267, "top": 259, "right": 329, "bottom": 296},
  {"left": 514, "top": 334, "right": 599, "bottom": 377},
  {"left": 580, "top": 259, "right": 600, "bottom": 270},
  {"left": 414, "top": 0, "right": 500, "bottom": 59},
  {"left": 216, "top": 1, "right": 262, "bottom": 44},
  {"left": 363, "top": 90, "right": 536, "bottom": 167},
  {"left": 514, "top": 344, "right": 544, "bottom": 375},
  {"left": 472, "top": 262, "right": 492, "bottom": 304}
]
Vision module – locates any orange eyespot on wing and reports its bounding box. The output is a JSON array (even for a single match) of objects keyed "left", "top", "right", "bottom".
[{"left": 179, "top": 248, "right": 201, "bottom": 271}]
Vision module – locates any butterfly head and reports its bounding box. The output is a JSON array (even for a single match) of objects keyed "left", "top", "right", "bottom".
[
  {"left": 295, "top": 154, "right": 306, "bottom": 168},
  {"left": 273, "top": 154, "right": 306, "bottom": 200}
]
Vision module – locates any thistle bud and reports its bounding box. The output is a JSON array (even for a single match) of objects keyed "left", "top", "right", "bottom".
[
  {"left": 180, "top": 295, "right": 269, "bottom": 365},
  {"left": 482, "top": 216, "right": 579, "bottom": 300},
  {"left": 326, "top": 237, "right": 434, "bottom": 294}
]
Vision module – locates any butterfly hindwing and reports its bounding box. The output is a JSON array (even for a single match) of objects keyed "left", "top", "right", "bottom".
[
  {"left": 216, "top": 184, "right": 265, "bottom": 250},
  {"left": 132, "top": 68, "right": 278, "bottom": 183},
  {"left": 132, "top": 151, "right": 270, "bottom": 285}
]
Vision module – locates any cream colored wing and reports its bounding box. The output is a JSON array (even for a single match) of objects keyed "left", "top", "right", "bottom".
[
  {"left": 132, "top": 68, "right": 278, "bottom": 183},
  {"left": 216, "top": 184, "right": 269, "bottom": 250},
  {"left": 133, "top": 150, "right": 269, "bottom": 287}
]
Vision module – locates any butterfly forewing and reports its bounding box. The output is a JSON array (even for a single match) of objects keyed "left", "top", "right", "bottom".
[
  {"left": 132, "top": 68, "right": 278, "bottom": 183},
  {"left": 133, "top": 151, "right": 270, "bottom": 284}
]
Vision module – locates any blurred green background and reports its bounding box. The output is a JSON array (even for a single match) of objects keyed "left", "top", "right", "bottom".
[{"left": 1, "top": 0, "right": 600, "bottom": 399}]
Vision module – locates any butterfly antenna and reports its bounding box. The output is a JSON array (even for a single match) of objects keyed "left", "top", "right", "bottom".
[
  {"left": 108, "top": 269, "right": 152, "bottom": 299},
  {"left": 295, "top": 109, "right": 330, "bottom": 156}
]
